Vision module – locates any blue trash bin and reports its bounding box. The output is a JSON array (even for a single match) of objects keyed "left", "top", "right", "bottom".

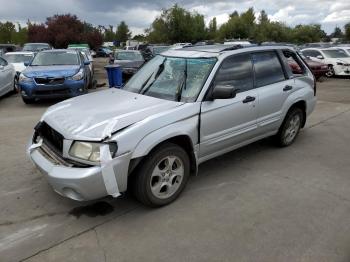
[{"left": 104, "top": 64, "right": 122, "bottom": 88}]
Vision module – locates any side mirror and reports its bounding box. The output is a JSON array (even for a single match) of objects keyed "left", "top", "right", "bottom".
[
  {"left": 316, "top": 55, "right": 324, "bottom": 59},
  {"left": 84, "top": 61, "right": 90, "bottom": 65},
  {"left": 24, "top": 62, "right": 30, "bottom": 66},
  {"left": 212, "top": 84, "right": 237, "bottom": 100}
]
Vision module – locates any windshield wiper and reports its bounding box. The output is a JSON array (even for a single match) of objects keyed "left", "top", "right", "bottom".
[
  {"left": 175, "top": 59, "right": 188, "bottom": 102},
  {"left": 139, "top": 58, "right": 166, "bottom": 95}
]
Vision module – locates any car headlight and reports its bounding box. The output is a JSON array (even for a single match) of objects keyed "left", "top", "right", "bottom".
[
  {"left": 69, "top": 141, "right": 117, "bottom": 162},
  {"left": 19, "top": 73, "right": 32, "bottom": 83},
  {"left": 67, "top": 68, "right": 84, "bottom": 81}
]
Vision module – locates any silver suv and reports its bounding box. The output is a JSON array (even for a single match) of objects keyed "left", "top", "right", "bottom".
[{"left": 27, "top": 45, "right": 316, "bottom": 207}]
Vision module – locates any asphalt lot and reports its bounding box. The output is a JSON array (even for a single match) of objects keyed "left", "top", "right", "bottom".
[{"left": 0, "top": 59, "right": 350, "bottom": 261}]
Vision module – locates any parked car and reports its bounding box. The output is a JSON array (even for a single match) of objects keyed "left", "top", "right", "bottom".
[
  {"left": 23, "top": 43, "right": 52, "bottom": 52},
  {"left": 27, "top": 45, "right": 316, "bottom": 206},
  {"left": 301, "top": 48, "right": 350, "bottom": 77},
  {"left": 96, "top": 47, "right": 112, "bottom": 57},
  {"left": 0, "top": 56, "right": 16, "bottom": 97},
  {"left": 0, "top": 44, "right": 18, "bottom": 54},
  {"left": 18, "top": 49, "right": 91, "bottom": 104},
  {"left": 287, "top": 54, "right": 329, "bottom": 79},
  {"left": 331, "top": 46, "right": 350, "bottom": 56},
  {"left": 143, "top": 45, "right": 170, "bottom": 61},
  {"left": 3, "top": 52, "right": 35, "bottom": 90},
  {"left": 113, "top": 50, "right": 145, "bottom": 78}
]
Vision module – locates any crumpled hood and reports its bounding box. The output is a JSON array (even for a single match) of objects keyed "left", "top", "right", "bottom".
[
  {"left": 23, "top": 65, "right": 80, "bottom": 78},
  {"left": 114, "top": 60, "right": 144, "bottom": 69},
  {"left": 42, "top": 88, "right": 183, "bottom": 141}
]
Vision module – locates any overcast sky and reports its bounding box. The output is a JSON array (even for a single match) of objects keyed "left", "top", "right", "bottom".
[{"left": 0, "top": 0, "right": 349, "bottom": 35}]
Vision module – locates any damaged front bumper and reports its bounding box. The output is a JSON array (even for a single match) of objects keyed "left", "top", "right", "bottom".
[{"left": 28, "top": 142, "right": 132, "bottom": 201}]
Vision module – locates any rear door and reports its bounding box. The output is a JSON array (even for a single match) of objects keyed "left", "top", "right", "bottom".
[
  {"left": 199, "top": 53, "right": 258, "bottom": 159},
  {"left": 252, "top": 51, "right": 291, "bottom": 134}
]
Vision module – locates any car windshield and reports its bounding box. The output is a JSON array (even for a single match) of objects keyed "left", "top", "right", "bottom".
[
  {"left": 322, "top": 49, "right": 349, "bottom": 58},
  {"left": 23, "top": 44, "right": 49, "bottom": 51},
  {"left": 4, "top": 53, "right": 33, "bottom": 63},
  {"left": 115, "top": 52, "right": 143, "bottom": 60},
  {"left": 31, "top": 51, "right": 79, "bottom": 66},
  {"left": 123, "top": 55, "right": 216, "bottom": 102}
]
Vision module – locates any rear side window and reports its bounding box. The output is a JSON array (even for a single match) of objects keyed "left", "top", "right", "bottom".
[
  {"left": 214, "top": 53, "right": 254, "bottom": 93},
  {"left": 252, "top": 52, "right": 285, "bottom": 87}
]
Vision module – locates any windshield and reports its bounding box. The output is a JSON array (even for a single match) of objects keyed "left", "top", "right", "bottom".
[
  {"left": 31, "top": 51, "right": 79, "bottom": 66},
  {"left": 4, "top": 53, "right": 34, "bottom": 63},
  {"left": 123, "top": 55, "right": 216, "bottom": 102},
  {"left": 322, "top": 49, "right": 349, "bottom": 58},
  {"left": 23, "top": 44, "right": 49, "bottom": 51},
  {"left": 115, "top": 52, "right": 143, "bottom": 61}
]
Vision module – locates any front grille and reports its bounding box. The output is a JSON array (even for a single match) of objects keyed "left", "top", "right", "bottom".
[
  {"left": 35, "top": 77, "right": 65, "bottom": 85},
  {"left": 35, "top": 122, "right": 64, "bottom": 153},
  {"left": 33, "top": 88, "right": 70, "bottom": 96}
]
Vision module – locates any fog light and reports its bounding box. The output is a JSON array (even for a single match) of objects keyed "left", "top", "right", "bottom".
[
  {"left": 21, "top": 90, "right": 27, "bottom": 96},
  {"left": 79, "top": 88, "right": 83, "bottom": 92}
]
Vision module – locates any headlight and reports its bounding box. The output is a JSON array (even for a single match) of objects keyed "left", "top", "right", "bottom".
[
  {"left": 19, "top": 73, "right": 32, "bottom": 83},
  {"left": 69, "top": 141, "right": 117, "bottom": 162},
  {"left": 67, "top": 68, "right": 84, "bottom": 81}
]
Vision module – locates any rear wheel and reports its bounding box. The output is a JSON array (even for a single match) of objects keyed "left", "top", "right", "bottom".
[
  {"left": 131, "top": 143, "right": 190, "bottom": 207},
  {"left": 275, "top": 107, "right": 303, "bottom": 147}
]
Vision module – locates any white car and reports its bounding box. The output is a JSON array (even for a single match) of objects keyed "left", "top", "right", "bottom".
[
  {"left": 3, "top": 52, "right": 35, "bottom": 89},
  {"left": 332, "top": 46, "right": 350, "bottom": 56},
  {"left": 301, "top": 48, "right": 350, "bottom": 77},
  {"left": 0, "top": 56, "right": 16, "bottom": 97}
]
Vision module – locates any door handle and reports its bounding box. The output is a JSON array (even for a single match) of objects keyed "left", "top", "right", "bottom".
[
  {"left": 283, "top": 85, "right": 293, "bottom": 91},
  {"left": 242, "top": 96, "right": 256, "bottom": 103}
]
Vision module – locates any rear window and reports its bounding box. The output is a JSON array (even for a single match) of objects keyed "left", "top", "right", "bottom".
[{"left": 252, "top": 52, "right": 285, "bottom": 87}]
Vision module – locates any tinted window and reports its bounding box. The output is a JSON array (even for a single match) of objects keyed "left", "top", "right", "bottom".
[
  {"left": 252, "top": 52, "right": 285, "bottom": 87},
  {"left": 214, "top": 53, "right": 253, "bottom": 93}
]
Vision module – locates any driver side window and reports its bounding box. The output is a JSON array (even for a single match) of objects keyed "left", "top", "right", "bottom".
[{"left": 214, "top": 53, "right": 254, "bottom": 93}]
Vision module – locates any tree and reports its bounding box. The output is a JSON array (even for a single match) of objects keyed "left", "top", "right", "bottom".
[
  {"left": 208, "top": 17, "right": 217, "bottom": 39},
  {"left": 0, "top": 22, "right": 16, "bottom": 44},
  {"left": 104, "top": 25, "right": 115, "bottom": 41},
  {"left": 330, "top": 26, "right": 343, "bottom": 38},
  {"left": 115, "top": 21, "right": 131, "bottom": 43},
  {"left": 345, "top": 23, "right": 350, "bottom": 41},
  {"left": 146, "top": 4, "right": 206, "bottom": 44}
]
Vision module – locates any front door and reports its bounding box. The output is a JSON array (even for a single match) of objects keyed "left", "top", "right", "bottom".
[{"left": 199, "top": 53, "right": 258, "bottom": 160}]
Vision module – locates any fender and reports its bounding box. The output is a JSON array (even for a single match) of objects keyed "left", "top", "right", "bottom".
[{"left": 131, "top": 114, "right": 199, "bottom": 159}]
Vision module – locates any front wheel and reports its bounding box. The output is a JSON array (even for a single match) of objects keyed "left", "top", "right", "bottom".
[
  {"left": 275, "top": 107, "right": 303, "bottom": 147},
  {"left": 22, "top": 97, "right": 35, "bottom": 104},
  {"left": 325, "top": 65, "right": 335, "bottom": 77},
  {"left": 131, "top": 143, "right": 190, "bottom": 207}
]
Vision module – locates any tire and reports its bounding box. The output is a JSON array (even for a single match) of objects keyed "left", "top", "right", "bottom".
[
  {"left": 14, "top": 76, "right": 18, "bottom": 93},
  {"left": 325, "top": 65, "right": 335, "bottom": 77},
  {"left": 131, "top": 143, "right": 190, "bottom": 207},
  {"left": 22, "top": 97, "right": 35, "bottom": 104},
  {"left": 275, "top": 107, "right": 304, "bottom": 147}
]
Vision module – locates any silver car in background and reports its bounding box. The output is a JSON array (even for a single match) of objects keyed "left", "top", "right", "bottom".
[
  {"left": 27, "top": 45, "right": 316, "bottom": 207},
  {"left": 0, "top": 56, "right": 16, "bottom": 97}
]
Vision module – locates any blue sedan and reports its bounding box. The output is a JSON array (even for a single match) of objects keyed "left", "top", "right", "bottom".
[{"left": 18, "top": 49, "right": 91, "bottom": 104}]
